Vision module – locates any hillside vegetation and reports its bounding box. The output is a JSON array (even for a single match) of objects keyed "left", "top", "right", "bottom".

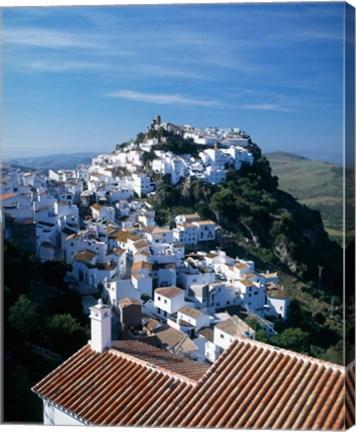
[{"left": 267, "top": 151, "right": 353, "bottom": 244}]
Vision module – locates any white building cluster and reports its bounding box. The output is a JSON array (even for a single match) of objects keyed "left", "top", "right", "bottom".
[
  {"left": 1, "top": 118, "right": 289, "bottom": 365},
  {"left": 149, "top": 146, "right": 253, "bottom": 185},
  {"left": 183, "top": 125, "right": 250, "bottom": 147}
]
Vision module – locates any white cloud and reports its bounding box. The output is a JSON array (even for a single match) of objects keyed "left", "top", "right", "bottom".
[
  {"left": 241, "top": 103, "right": 296, "bottom": 112},
  {"left": 108, "top": 90, "right": 219, "bottom": 107},
  {"left": 3, "top": 27, "right": 105, "bottom": 50},
  {"left": 25, "top": 59, "right": 108, "bottom": 73}
]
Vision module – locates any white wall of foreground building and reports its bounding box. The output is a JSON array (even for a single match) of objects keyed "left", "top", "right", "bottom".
[{"left": 43, "top": 401, "right": 84, "bottom": 426}]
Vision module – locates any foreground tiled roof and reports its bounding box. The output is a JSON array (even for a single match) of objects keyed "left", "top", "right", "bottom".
[
  {"left": 346, "top": 361, "right": 355, "bottom": 429},
  {"left": 167, "top": 338, "right": 346, "bottom": 430},
  {"left": 32, "top": 338, "right": 347, "bottom": 429},
  {"left": 32, "top": 343, "right": 197, "bottom": 426}
]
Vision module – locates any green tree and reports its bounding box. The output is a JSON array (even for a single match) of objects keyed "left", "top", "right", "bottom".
[
  {"left": 134, "top": 132, "right": 146, "bottom": 144},
  {"left": 270, "top": 327, "right": 310, "bottom": 354},
  {"left": 321, "top": 340, "right": 343, "bottom": 365},
  {"left": 8, "top": 295, "right": 39, "bottom": 335},
  {"left": 43, "top": 314, "right": 89, "bottom": 358},
  {"left": 210, "top": 189, "right": 237, "bottom": 218},
  {"left": 255, "top": 329, "right": 269, "bottom": 343},
  {"left": 142, "top": 150, "right": 156, "bottom": 166},
  {"left": 244, "top": 316, "right": 261, "bottom": 331}
]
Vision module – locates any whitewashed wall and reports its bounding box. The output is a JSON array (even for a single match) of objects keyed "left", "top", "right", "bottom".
[{"left": 43, "top": 401, "right": 84, "bottom": 426}]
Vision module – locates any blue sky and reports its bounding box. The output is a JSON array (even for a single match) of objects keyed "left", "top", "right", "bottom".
[{"left": 2, "top": 2, "right": 347, "bottom": 163}]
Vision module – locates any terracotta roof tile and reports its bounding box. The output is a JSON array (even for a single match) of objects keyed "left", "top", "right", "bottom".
[
  {"left": 173, "top": 338, "right": 345, "bottom": 430},
  {"left": 199, "top": 327, "right": 214, "bottom": 343},
  {"left": 32, "top": 342, "right": 202, "bottom": 426},
  {"left": 111, "top": 248, "right": 125, "bottom": 257},
  {"left": 215, "top": 315, "right": 255, "bottom": 338},
  {"left": 112, "top": 231, "right": 131, "bottom": 242},
  {"left": 178, "top": 306, "right": 204, "bottom": 319},
  {"left": 181, "top": 213, "right": 200, "bottom": 220},
  {"left": 133, "top": 239, "right": 149, "bottom": 249},
  {"left": 111, "top": 340, "right": 208, "bottom": 382},
  {"left": 128, "top": 234, "right": 142, "bottom": 242},
  {"left": 131, "top": 260, "right": 152, "bottom": 272},
  {"left": 193, "top": 220, "right": 215, "bottom": 225},
  {"left": 91, "top": 203, "right": 102, "bottom": 211},
  {"left": 155, "top": 286, "right": 184, "bottom": 299},
  {"left": 74, "top": 250, "right": 97, "bottom": 262},
  {"left": 118, "top": 298, "right": 141, "bottom": 307},
  {"left": 32, "top": 338, "right": 346, "bottom": 430},
  {"left": 152, "top": 226, "right": 171, "bottom": 233},
  {"left": 0, "top": 193, "right": 15, "bottom": 201},
  {"left": 152, "top": 325, "right": 198, "bottom": 355},
  {"left": 346, "top": 362, "right": 355, "bottom": 429},
  {"left": 144, "top": 226, "right": 155, "bottom": 234},
  {"left": 239, "top": 280, "right": 256, "bottom": 287},
  {"left": 135, "top": 250, "right": 151, "bottom": 257},
  {"left": 144, "top": 318, "right": 160, "bottom": 332}
]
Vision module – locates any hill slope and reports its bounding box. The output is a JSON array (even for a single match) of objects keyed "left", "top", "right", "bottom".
[{"left": 266, "top": 152, "right": 344, "bottom": 243}]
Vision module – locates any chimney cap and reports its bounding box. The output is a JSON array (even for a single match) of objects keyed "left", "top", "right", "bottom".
[{"left": 90, "top": 298, "right": 111, "bottom": 312}]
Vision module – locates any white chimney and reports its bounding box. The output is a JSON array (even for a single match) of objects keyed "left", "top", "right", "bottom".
[{"left": 89, "top": 299, "right": 112, "bottom": 353}]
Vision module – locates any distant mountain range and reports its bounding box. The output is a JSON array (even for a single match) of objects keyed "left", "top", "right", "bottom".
[{"left": 4, "top": 152, "right": 101, "bottom": 171}]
